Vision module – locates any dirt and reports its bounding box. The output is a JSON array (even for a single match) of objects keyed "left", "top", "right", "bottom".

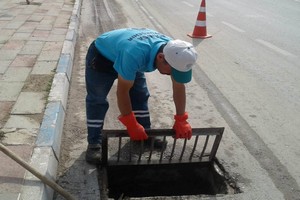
[
  {"left": 53, "top": 33, "right": 96, "bottom": 199},
  {"left": 23, "top": 74, "right": 54, "bottom": 92},
  {"left": 55, "top": 38, "right": 88, "bottom": 177},
  {"left": 0, "top": 130, "right": 5, "bottom": 141}
]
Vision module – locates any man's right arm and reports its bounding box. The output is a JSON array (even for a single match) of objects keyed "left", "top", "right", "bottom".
[
  {"left": 117, "top": 75, "right": 134, "bottom": 116},
  {"left": 117, "top": 75, "right": 148, "bottom": 140}
]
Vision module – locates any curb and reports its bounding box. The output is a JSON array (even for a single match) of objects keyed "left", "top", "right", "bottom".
[{"left": 20, "top": 0, "right": 82, "bottom": 199}]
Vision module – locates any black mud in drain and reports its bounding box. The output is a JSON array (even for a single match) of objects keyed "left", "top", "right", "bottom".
[{"left": 100, "top": 161, "right": 240, "bottom": 199}]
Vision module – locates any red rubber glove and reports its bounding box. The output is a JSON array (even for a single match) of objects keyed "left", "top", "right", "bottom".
[
  {"left": 173, "top": 112, "right": 192, "bottom": 139},
  {"left": 118, "top": 112, "right": 148, "bottom": 141}
]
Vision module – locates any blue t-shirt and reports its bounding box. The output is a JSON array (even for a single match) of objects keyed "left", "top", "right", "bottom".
[{"left": 94, "top": 28, "right": 172, "bottom": 81}]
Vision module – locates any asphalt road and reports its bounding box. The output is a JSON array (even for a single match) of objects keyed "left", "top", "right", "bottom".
[{"left": 55, "top": 0, "right": 300, "bottom": 199}]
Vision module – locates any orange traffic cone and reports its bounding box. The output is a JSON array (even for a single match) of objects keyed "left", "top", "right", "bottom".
[{"left": 188, "top": 0, "right": 212, "bottom": 39}]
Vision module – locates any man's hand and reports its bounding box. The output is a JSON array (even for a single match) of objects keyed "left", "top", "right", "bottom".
[
  {"left": 119, "top": 112, "right": 148, "bottom": 140},
  {"left": 173, "top": 112, "right": 192, "bottom": 139}
]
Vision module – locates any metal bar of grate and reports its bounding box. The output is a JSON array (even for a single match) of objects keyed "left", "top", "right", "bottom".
[
  {"left": 189, "top": 135, "right": 199, "bottom": 160},
  {"left": 138, "top": 142, "right": 143, "bottom": 162},
  {"left": 179, "top": 139, "right": 187, "bottom": 161},
  {"left": 210, "top": 133, "right": 222, "bottom": 161},
  {"left": 169, "top": 138, "right": 177, "bottom": 161},
  {"left": 117, "top": 137, "right": 121, "bottom": 162},
  {"left": 199, "top": 135, "right": 209, "bottom": 161},
  {"left": 148, "top": 137, "right": 154, "bottom": 162},
  {"left": 102, "top": 128, "right": 224, "bottom": 166},
  {"left": 159, "top": 136, "right": 167, "bottom": 163},
  {"left": 129, "top": 141, "right": 132, "bottom": 162}
]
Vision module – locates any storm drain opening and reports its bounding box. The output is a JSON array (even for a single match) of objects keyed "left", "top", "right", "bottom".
[{"left": 100, "top": 128, "right": 239, "bottom": 199}]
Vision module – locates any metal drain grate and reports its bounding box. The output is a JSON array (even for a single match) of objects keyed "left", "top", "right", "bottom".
[{"left": 102, "top": 128, "right": 224, "bottom": 166}]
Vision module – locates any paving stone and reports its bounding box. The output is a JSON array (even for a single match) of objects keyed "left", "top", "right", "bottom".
[
  {"left": 0, "top": 145, "right": 32, "bottom": 193},
  {"left": 0, "top": 14, "right": 14, "bottom": 21},
  {"left": 8, "top": 8, "right": 23, "bottom": 16},
  {"left": 47, "top": 34, "right": 66, "bottom": 42},
  {"left": 42, "top": 41, "right": 62, "bottom": 51},
  {"left": 19, "top": 41, "right": 44, "bottom": 55},
  {"left": 30, "top": 30, "right": 50, "bottom": 41},
  {"left": 36, "top": 24, "right": 53, "bottom": 31},
  {"left": 0, "top": 82, "right": 24, "bottom": 101},
  {"left": 4, "top": 21, "right": 24, "bottom": 29},
  {"left": 51, "top": 28, "right": 68, "bottom": 35},
  {"left": 2, "top": 128, "right": 38, "bottom": 145},
  {"left": 0, "top": 50, "right": 19, "bottom": 60},
  {"left": 0, "top": 128, "right": 16, "bottom": 134},
  {"left": 10, "top": 32, "right": 31, "bottom": 40},
  {"left": 0, "top": 29, "right": 15, "bottom": 37},
  {"left": 1, "top": 40, "right": 25, "bottom": 51},
  {"left": 0, "top": 67, "right": 31, "bottom": 82},
  {"left": 14, "top": 15, "right": 30, "bottom": 23},
  {"left": 4, "top": 115, "right": 40, "bottom": 129},
  {"left": 40, "top": 16, "right": 56, "bottom": 25},
  {"left": 10, "top": 55, "right": 37, "bottom": 67},
  {"left": 26, "top": 40, "right": 45, "bottom": 46},
  {"left": 47, "top": 9, "right": 61, "bottom": 16},
  {"left": 17, "top": 21, "right": 39, "bottom": 33},
  {"left": 0, "top": 102, "right": 14, "bottom": 128},
  {"left": 54, "top": 20, "right": 69, "bottom": 29},
  {"left": 21, "top": 5, "right": 39, "bottom": 15},
  {"left": 35, "top": 8, "right": 49, "bottom": 15},
  {"left": 31, "top": 61, "right": 57, "bottom": 74},
  {"left": 61, "top": 5, "right": 74, "bottom": 12},
  {"left": 0, "top": 37, "right": 9, "bottom": 45},
  {"left": 27, "top": 15, "right": 44, "bottom": 22},
  {"left": 37, "top": 50, "right": 61, "bottom": 61},
  {"left": 0, "top": 193, "right": 20, "bottom": 200},
  {"left": 0, "top": 60, "right": 11, "bottom": 74},
  {"left": 11, "top": 92, "right": 46, "bottom": 114},
  {"left": 32, "top": 29, "right": 50, "bottom": 38}
]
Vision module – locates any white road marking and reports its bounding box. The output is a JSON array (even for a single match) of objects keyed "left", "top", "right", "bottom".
[
  {"left": 222, "top": 21, "right": 245, "bottom": 33},
  {"left": 255, "top": 39, "right": 295, "bottom": 57},
  {"left": 182, "top": 1, "right": 194, "bottom": 7}
]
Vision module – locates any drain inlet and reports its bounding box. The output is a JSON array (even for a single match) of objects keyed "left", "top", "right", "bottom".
[
  {"left": 100, "top": 160, "right": 239, "bottom": 199},
  {"left": 99, "top": 128, "right": 240, "bottom": 199}
]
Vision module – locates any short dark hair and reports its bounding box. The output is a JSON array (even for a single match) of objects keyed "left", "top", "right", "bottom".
[{"left": 158, "top": 43, "right": 167, "bottom": 53}]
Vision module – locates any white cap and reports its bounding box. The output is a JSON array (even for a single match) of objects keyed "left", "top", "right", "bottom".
[{"left": 163, "top": 40, "right": 198, "bottom": 83}]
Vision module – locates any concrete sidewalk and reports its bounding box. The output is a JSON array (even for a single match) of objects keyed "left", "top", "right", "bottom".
[{"left": 0, "top": 0, "right": 81, "bottom": 199}]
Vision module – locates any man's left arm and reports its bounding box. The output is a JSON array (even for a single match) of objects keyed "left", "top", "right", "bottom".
[
  {"left": 172, "top": 77, "right": 186, "bottom": 115},
  {"left": 172, "top": 77, "right": 192, "bottom": 139}
]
